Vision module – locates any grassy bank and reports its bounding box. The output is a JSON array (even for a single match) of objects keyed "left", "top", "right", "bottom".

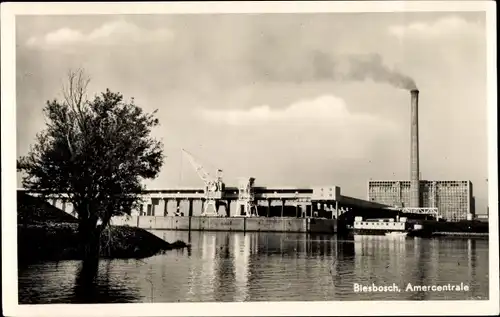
[
  {"left": 18, "top": 192, "right": 188, "bottom": 263},
  {"left": 18, "top": 222, "right": 188, "bottom": 263},
  {"left": 17, "top": 191, "right": 79, "bottom": 224}
]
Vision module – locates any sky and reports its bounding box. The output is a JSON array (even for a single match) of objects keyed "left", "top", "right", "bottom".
[{"left": 15, "top": 12, "right": 489, "bottom": 214}]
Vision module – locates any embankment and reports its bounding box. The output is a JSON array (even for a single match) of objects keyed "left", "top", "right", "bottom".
[
  {"left": 17, "top": 192, "right": 188, "bottom": 263},
  {"left": 111, "top": 215, "right": 338, "bottom": 234},
  {"left": 416, "top": 220, "right": 489, "bottom": 238},
  {"left": 17, "top": 191, "right": 79, "bottom": 224},
  {"left": 18, "top": 222, "right": 188, "bottom": 263}
]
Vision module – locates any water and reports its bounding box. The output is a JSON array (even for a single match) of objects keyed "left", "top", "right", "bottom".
[{"left": 18, "top": 231, "right": 489, "bottom": 303}]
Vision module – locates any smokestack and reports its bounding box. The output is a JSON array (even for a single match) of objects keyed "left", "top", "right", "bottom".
[{"left": 410, "top": 89, "right": 420, "bottom": 207}]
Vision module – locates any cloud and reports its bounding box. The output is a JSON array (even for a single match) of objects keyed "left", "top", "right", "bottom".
[
  {"left": 388, "top": 15, "right": 483, "bottom": 39},
  {"left": 197, "top": 94, "right": 399, "bottom": 161},
  {"left": 199, "top": 94, "right": 394, "bottom": 127},
  {"left": 193, "top": 95, "right": 401, "bottom": 178},
  {"left": 26, "top": 20, "right": 174, "bottom": 49}
]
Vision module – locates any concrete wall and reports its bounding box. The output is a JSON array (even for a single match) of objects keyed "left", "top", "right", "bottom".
[
  {"left": 111, "top": 215, "right": 337, "bottom": 233},
  {"left": 309, "top": 218, "right": 338, "bottom": 233},
  {"left": 136, "top": 216, "right": 192, "bottom": 230},
  {"left": 196, "top": 217, "right": 245, "bottom": 231},
  {"left": 245, "top": 217, "right": 306, "bottom": 232}
]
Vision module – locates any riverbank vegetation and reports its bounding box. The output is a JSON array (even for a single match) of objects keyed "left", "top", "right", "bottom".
[
  {"left": 18, "top": 222, "right": 188, "bottom": 263},
  {"left": 18, "top": 191, "right": 188, "bottom": 264}
]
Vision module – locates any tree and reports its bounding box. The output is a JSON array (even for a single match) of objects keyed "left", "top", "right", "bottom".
[{"left": 17, "top": 69, "right": 164, "bottom": 261}]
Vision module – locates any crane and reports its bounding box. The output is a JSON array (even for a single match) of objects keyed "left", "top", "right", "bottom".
[
  {"left": 181, "top": 148, "right": 224, "bottom": 216},
  {"left": 236, "top": 177, "right": 259, "bottom": 217}
]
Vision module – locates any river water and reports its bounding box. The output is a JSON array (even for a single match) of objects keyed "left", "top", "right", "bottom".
[{"left": 18, "top": 231, "right": 489, "bottom": 303}]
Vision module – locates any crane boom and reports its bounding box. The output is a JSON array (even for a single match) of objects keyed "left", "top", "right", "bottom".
[
  {"left": 181, "top": 148, "right": 224, "bottom": 216},
  {"left": 181, "top": 149, "right": 211, "bottom": 183}
]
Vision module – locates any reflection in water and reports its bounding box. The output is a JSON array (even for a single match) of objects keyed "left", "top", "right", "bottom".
[
  {"left": 331, "top": 237, "right": 355, "bottom": 296},
  {"left": 72, "top": 259, "right": 99, "bottom": 303},
  {"left": 74, "top": 260, "right": 142, "bottom": 303},
  {"left": 201, "top": 233, "right": 216, "bottom": 300},
  {"left": 18, "top": 260, "right": 141, "bottom": 304},
  {"left": 233, "top": 234, "right": 250, "bottom": 301},
  {"left": 352, "top": 235, "right": 408, "bottom": 299},
  {"left": 411, "top": 237, "right": 428, "bottom": 300},
  {"left": 18, "top": 232, "right": 489, "bottom": 303}
]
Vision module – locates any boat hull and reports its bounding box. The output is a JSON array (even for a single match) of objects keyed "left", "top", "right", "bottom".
[
  {"left": 353, "top": 229, "right": 407, "bottom": 236},
  {"left": 385, "top": 232, "right": 408, "bottom": 237}
]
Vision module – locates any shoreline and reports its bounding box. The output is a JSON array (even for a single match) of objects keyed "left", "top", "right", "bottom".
[
  {"left": 113, "top": 215, "right": 488, "bottom": 237},
  {"left": 17, "top": 222, "right": 189, "bottom": 264},
  {"left": 430, "top": 231, "right": 489, "bottom": 237},
  {"left": 142, "top": 226, "right": 488, "bottom": 239},
  {"left": 17, "top": 192, "right": 189, "bottom": 264}
]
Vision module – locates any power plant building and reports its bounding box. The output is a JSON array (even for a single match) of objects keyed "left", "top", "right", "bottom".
[
  {"left": 367, "top": 89, "right": 477, "bottom": 222},
  {"left": 367, "top": 180, "right": 475, "bottom": 221}
]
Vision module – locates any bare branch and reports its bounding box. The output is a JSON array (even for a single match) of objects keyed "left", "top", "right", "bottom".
[{"left": 61, "top": 69, "right": 92, "bottom": 155}]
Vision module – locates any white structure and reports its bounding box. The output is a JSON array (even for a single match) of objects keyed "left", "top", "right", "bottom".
[
  {"left": 235, "top": 177, "right": 259, "bottom": 217},
  {"left": 353, "top": 217, "right": 406, "bottom": 231},
  {"left": 388, "top": 207, "right": 441, "bottom": 220},
  {"left": 182, "top": 149, "right": 224, "bottom": 216}
]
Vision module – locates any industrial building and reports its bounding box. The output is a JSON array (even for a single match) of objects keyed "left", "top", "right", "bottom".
[
  {"left": 365, "top": 88, "right": 478, "bottom": 222},
  {"left": 19, "top": 87, "right": 480, "bottom": 225},
  {"left": 367, "top": 180, "right": 475, "bottom": 221}
]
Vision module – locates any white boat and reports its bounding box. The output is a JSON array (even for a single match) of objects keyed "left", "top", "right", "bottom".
[
  {"left": 384, "top": 231, "right": 408, "bottom": 237},
  {"left": 352, "top": 216, "right": 409, "bottom": 236}
]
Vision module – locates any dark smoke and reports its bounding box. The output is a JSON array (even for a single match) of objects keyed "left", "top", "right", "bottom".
[
  {"left": 312, "top": 52, "right": 418, "bottom": 91},
  {"left": 252, "top": 47, "right": 417, "bottom": 91},
  {"left": 343, "top": 53, "right": 417, "bottom": 90}
]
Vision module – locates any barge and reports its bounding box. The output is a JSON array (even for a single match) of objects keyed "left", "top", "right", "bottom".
[{"left": 352, "top": 216, "right": 423, "bottom": 236}]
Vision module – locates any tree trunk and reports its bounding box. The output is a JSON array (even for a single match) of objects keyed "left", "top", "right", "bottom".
[{"left": 78, "top": 218, "right": 101, "bottom": 263}]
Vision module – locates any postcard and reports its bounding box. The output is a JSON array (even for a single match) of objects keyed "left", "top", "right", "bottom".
[{"left": 1, "top": 1, "right": 498, "bottom": 316}]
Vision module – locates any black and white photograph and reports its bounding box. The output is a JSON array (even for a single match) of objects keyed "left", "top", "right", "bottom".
[{"left": 1, "top": 1, "right": 498, "bottom": 316}]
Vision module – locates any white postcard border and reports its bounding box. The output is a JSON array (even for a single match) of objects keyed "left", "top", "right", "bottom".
[{"left": 1, "top": 1, "right": 498, "bottom": 316}]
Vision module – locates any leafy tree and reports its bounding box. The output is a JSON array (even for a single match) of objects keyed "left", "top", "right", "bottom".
[{"left": 17, "top": 69, "right": 164, "bottom": 261}]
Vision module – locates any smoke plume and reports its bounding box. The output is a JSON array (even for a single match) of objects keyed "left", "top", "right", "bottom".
[
  {"left": 310, "top": 52, "right": 418, "bottom": 91},
  {"left": 342, "top": 53, "right": 417, "bottom": 90},
  {"left": 251, "top": 46, "right": 417, "bottom": 91}
]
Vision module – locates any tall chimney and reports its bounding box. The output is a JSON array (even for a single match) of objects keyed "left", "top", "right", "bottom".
[{"left": 410, "top": 89, "right": 420, "bottom": 207}]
